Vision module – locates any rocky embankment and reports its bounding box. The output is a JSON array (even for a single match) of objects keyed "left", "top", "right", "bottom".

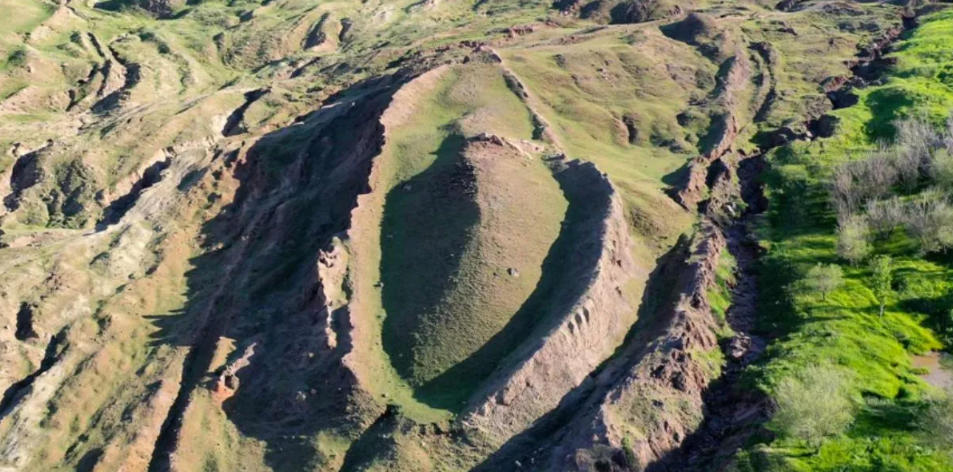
[{"left": 464, "top": 157, "right": 636, "bottom": 445}]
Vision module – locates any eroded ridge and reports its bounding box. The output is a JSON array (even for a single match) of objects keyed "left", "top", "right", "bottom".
[
  {"left": 550, "top": 221, "right": 726, "bottom": 470},
  {"left": 464, "top": 157, "right": 636, "bottom": 444}
]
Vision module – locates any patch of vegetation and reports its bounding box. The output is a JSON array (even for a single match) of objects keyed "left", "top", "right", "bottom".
[
  {"left": 709, "top": 249, "right": 736, "bottom": 336},
  {"left": 768, "top": 364, "right": 856, "bottom": 449},
  {"left": 733, "top": 9, "right": 953, "bottom": 471},
  {"left": 4, "top": 47, "right": 28, "bottom": 70}
]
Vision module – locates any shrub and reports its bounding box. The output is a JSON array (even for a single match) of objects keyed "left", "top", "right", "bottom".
[
  {"left": 859, "top": 155, "right": 900, "bottom": 201},
  {"left": 902, "top": 189, "right": 953, "bottom": 253},
  {"left": 895, "top": 116, "right": 940, "bottom": 189},
  {"left": 945, "top": 115, "right": 953, "bottom": 154},
  {"left": 799, "top": 264, "right": 844, "bottom": 301},
  {"left": 896, "top": 116, "right": 941, "bottom": 152},
  {"left": 831, "top": 162, "right": 859, "bottom": 221},
  {"left": 769, "top": 364, "right": 855, "bottom": 448},
  {"left": 837, "top": 215, "right": 871, "bottom": 264},
  {"left": 942, "top": 309, "right": 953, "bottom": 346},
  {"left": 921, "top": 389, "right": 953, "bottom": 456},
  {"left": 894, "top": 146, "right": 924, "bottom": 192},
  {"left": 6, "top": 47, "right": 27, "bottom": 69}
]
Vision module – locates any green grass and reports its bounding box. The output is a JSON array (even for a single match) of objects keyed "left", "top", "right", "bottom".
[
  {"left": 0, "top": 0, "right": 54, "bottom": 36},
  {"left": 500, "top": 31, "right": 708, "bottom": 187},
  {"left": 740, "top": 3, "right": 902, "bottom": 134},
  {"left": 709, "top": 250, "right": 736, "bottom": 327},
  {"left": 346, "top": 63, "right": 569, "bottom": 417},
  {"left": 498, "top": 28, "right": 700, "bottom": 255},
  {"left": 732, "top": 9, "right": 953, "bottom": 471}
]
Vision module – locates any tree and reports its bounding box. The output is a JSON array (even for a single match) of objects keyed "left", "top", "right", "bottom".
[
  {"left": 837, "top": 215, "right": 871, "bottom": 264},
  {"left": 869, "top": 255, "right": 892, "bottom": 318},
  {"left": 831, "top": 163, "right": 859, "bottom": 221},
  {"left": 801, "top": 263, "right": 844, "bottom": 301},
  {"left": 904, "top": 192, "right": 953, "bottom": 254},
  {"left": 895, "top": 116, "right": 939, "bottom": 189},
  {"left": 769, "top": 364, "right": 855, "bottom": 449},
  {"left": 866, "top": 197, "right": 904, "bottom": 238},
  {"left": 930, "top": 149, "right": 953, "bottom": 190},
  {"left": 830, "top": 156, "right": 897, "bottom": 222}
]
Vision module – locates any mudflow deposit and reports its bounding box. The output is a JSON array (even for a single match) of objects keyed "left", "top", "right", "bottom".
[{"left": 2, "top": 0, "right": 953, "bottom": 470}]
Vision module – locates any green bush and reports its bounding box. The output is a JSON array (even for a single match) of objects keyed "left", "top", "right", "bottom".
[
  {"left": 6, "top": 47, "right": 27, "bottom": 69},
  {"left": 837, "top": 215, "right": 871, "bottom": 264},
  {"left": 798, "top": 264, "right": 845, "bottom": 301},
  {"left": 769, "top": 364, "right": 856, "bottom": 448}
]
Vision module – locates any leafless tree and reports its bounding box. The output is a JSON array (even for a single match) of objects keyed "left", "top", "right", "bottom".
[
  {"left": 866, "top": 197, "right": 904, "bottom": 237},
  {"left": 831, "top": 154, "right": 899, "bottom": 222},
  {"left": 860, "top": 154, "right": 900, "bottom": 200},
  {"left": 903, "top": 189, "right": 953, "bottom": 253},
  {"left": 831, "top": 163, "right": 858, "bottom": 221},
  {"left": 896, "top": 116, "right": 939, "bottom": 164},
  {"left": 944, "top": 115, "right": 953, "bottom": 154},
  {"left": 930, "top": 149, "right": 953, "bottom": 190},
  {"left": 893, "top": 145, "right": 923, "bottom": 191}
]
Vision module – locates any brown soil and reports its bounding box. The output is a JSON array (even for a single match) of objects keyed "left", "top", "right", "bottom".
[{"left": 913, "top": 353, "right": 953, "bottom": 390}]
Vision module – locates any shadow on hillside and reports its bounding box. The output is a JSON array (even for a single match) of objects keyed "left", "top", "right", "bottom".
[
  {"left": 143, "top": 75, "right": 408, "bottom": 472},
  {"left": 405, "top": 159, "right": 613, "bottom": 411},
  {"left": 379, "top": 132, "right": 480, "bottom": 403},
  {"left": 662, "top": 160, "right": 691, "bottom": 189},
  {"left": 863, "top": 87, "right": 915, "bottom": 141},
  {"left": 92, "top": 0, "right": 125, "bottom": 12}
]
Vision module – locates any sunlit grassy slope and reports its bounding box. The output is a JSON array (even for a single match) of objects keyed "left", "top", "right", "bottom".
[{"left": 499, "top": 27, "right": 699, "bottom": 256}]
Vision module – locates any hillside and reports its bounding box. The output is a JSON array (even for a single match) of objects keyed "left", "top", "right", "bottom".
[{"left": 0, "top": 0, "right": 952, "bottom": 471}]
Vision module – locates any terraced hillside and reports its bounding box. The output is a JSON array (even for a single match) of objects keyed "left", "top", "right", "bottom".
[{"left": 1, "top": 0, "right": 952, "bottom": 471}]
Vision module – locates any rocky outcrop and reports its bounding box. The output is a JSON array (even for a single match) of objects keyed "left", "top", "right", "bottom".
[
  {"left": 96, "top": 149, "right": 172, "bottom": 228},
  {"left": 89, "top": 33, "right": 127, "bottom": 106},
  {"left": 92, "top": 42, "right": 140, "bottom": 114},
  {"left": 134, "top": 0, "right": 185, "bottom": 17},
  {"left": 304, "top": 13, "right": 342, "bottom": 51},
  {"left": 609, "top": 0, "right": 684, "bottom": 24},
  {"left": 1, "top": 147, "right": 45, "bottom": 215},
  {"left": 661, "top": 12, "right": 720, "bottom": 48},
  {"left": 775, "top": 0, "right": 807, "bottom": 12},
  {"left": 560, "top": 0, "right": 690, "bottom": 24},
  {"left": 553, "top": 223, "right": 726, "bottom": 471},
  {"left": 222, "top": 88, "right": 269, "bottom": 137},
  {"left": 674, "top": 51, "right": 751, "bottom": 211},
  {"left": 496, "top": 54, "right": 562, "bottom": 145},
  {"left": 145, "top": 71, "right": 418, "bottom": 471}
]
